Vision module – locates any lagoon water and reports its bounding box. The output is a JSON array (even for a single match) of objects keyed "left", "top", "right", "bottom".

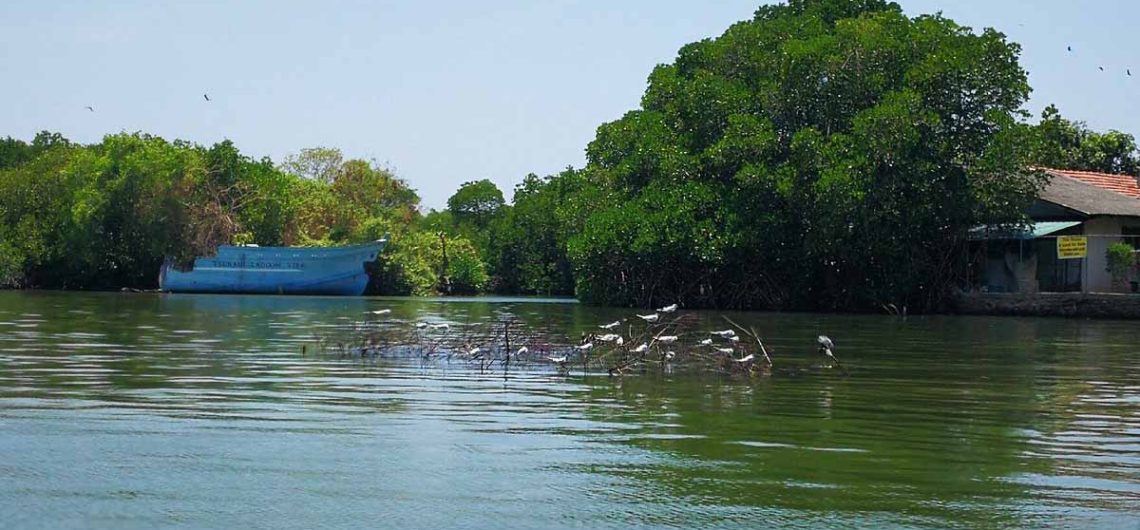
[{"left": 0, "top": 291, "right": 1137, "bottom": 529}]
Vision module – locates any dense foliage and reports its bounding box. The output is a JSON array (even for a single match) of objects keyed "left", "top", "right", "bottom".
[
  {"left": 4, "top": 0, "right": 1137, "bottom": 311},
  {"left": 546, "top": 0, "right": 1047, "bottom": 311},
  {"left": 1026, "top": 105, "right": 1140, "bottom": 175},
  {"left": 0, "top": 134, "right": 483, "bottom": 294}
]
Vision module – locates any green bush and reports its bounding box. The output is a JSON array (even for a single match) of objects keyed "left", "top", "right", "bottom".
[{"left": 1106, "top": 242, "right": 1137, "bottom": 288}]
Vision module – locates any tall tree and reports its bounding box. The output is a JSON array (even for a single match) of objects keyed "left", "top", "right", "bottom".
[
  {"left": 279, "top": 147, "right": 344, "bottom": 184},
  {"left": 446, "top": 179, "right": 505, "bottom": 229},
  {"left": 565, "top": 0, "right": 1043, "bottom": 310}
]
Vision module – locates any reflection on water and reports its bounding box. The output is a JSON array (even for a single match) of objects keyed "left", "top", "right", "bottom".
[{"left": 0, "top": 291, "right": 1137, "bottom": 529}]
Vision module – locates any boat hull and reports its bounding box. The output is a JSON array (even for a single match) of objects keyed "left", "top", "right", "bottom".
[{"left": 159, "top": 240, "right": 385, "bottom": 296}]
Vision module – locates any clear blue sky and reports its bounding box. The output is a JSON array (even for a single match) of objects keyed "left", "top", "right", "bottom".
[{"left": 1, "top": 1, "right": 1137, "bottom": 209}]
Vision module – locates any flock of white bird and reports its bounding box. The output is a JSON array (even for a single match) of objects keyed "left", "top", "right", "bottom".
[{"left": 360, "top": 302, "right": 839, "bottom": 372}]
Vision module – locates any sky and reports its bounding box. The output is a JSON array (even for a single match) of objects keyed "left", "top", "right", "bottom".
[{"left": 1, "top": 1, "right": 1137, "bottom": 209}]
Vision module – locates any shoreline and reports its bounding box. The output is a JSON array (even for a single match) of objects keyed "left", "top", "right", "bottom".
[{"left": 6, "top": 288, "right": 1140, "bottom": 320}]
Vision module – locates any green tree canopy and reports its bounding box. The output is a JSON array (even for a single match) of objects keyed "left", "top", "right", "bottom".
[
  {"left": 1027, "top": 104, "right": 1139, "bottom": 175},
  {"left": 564, "top": 0, "right": 1043, "bottom": 310},
  {"left": 446, "top": 179, "right": 505, "bottom": 228}
]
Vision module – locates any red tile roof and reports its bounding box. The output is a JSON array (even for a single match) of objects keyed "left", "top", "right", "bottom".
[{"left": 1043, "top": 168, "right": 1140, "bottom": 199}]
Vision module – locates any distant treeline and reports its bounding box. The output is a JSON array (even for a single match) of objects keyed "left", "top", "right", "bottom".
[{"left": 3, "top": 0, "right": 1138, "bottom": 311}]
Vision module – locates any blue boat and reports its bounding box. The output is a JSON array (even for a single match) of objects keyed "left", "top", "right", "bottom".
[{"left": 159, "top": 240, "right": 386, "bottom": 296}]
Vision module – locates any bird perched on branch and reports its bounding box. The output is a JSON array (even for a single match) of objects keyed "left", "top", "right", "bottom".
[
  {"left": 657, "top": 304, "right": 678, "bottom": 313},
  {"left": 599, "top": 321, "right": 621, "bottom": 330},
  {"left": 637, "top": 313, "right": 660, "bottom": 323},
  {"left": 710, "top": 330, "right": 736, "bottom": 338}
]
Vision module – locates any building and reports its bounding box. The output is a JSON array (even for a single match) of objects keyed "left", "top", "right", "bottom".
[{"left": 973, "top": 169, "right": 1140, "bottom": 294}]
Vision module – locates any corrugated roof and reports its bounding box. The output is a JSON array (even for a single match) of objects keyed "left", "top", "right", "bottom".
[
  {"left": 1038, "top": 170, "right": 1140, "bottom": 217},
  {"left": 1045, "top": 168, "right": 1140, "bottom": 199},
  {"left": 970, "top": 221, "right": 1082, "bottom": 241}
]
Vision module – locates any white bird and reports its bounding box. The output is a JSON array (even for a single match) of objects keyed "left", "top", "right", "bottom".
[
  {"left": 637, "top": 313, "right": 660, "bottom": 323},
  {"left": 615, "top": 336, "right": 624, "bottom": 346},
  {"left": 699, "top": 338, "right": 713, "bottom": 346},
  {"left": 370, "top": 309, "right": 391, "bottom": 315},
  {"left": 729, "top": 335, "right": 741, "bottom": 342},
  {"left": 415, "top": 322, "right": 429, "bottom": 329},
  {"left": 599, "top": 321, "right": 621, "bottom": 330},
  {"left": 576, "top": 343, "right": 594, "bottom": 351},
  {"left": 655, "top": 335, "right": 679, "bottom": 344},
  {"left": 657, "top": 304, "right": 678, "bottom": 313},
  {"left": 715, "top": 347, "right": 735, "bottom": 354},
  {"left": 818, "top": 335, "right": 839, "bottom": 364},
  {"left": 548, "top": 355, "right": 568, "bottom": 364},
  {"left": 515, "top": 346, "right": 528, "bottom": 356},
  {"left": 732, "top": 354, "right": 755, "bottom": 363},
  {"left": 664, "top": 351, "right": 676, "bottom": 361},
  {"left": 466, "top": 347, "right": 481, "bottom": 357},
  {"left": 632, "top": 343, "right": 649, "bottom": 354},
  {"left": 711, "top": 330, "right": 737, "bottom": 338},
  {"left": 597, "top": 334, "right": 621, "bottom": 342}
]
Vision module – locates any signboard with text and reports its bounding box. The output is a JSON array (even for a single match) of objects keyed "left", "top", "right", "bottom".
[{"left": 1057, "top": 236, "right": 1087, "bottom": 259}]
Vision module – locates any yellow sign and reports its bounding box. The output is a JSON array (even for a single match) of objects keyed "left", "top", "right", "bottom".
[{"left": 1057, "top": 236, "right": 1087, "bottom": 259}]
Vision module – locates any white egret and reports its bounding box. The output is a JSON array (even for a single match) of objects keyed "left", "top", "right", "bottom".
[
  {"left": 657, "top": 304, "right": 678, "bottom": 313},
  {"left": 516, "top": 346, "right": 528, "bottom": 356},
  {"left": 576, "top": 343, "right": 594, "bottom": 351},
  {"left": 616, "top": 336, "right": 624, "bottom": 346},
  {"left": 711, "top": 330, "right": 737, "bottom": 338},
  {"left": 597, "top": 334, "right": 621, "bottom": 342},
  {"left": 715, "top": 347, "right": 734, "bottom": 354},
  {"left": 699, "top": 338, "right": 713, "bottom": 346},
  {"left": 732, "top": 354, "right": 755, "bottom": 363},
  {"left": 729, "top": 335, "right": 740, "bottom": 342},
  {"left": 370, "top": 309, "right": 391, "bottom": 315},
  {"left": 637, "top": 313, "right": 660, "bottom": 323},
  {"left": 632, "top": 343, "right": 649, "bottom": 354},
  {"left": 655, "top": 335, "right": 679, "bottom": 344},
  {"left": 664, "top": 351, "right": 676, "bottom": 361},
  {"left": 818, "top": 335, "right": 839, "bottom": 364},
  {"left": 599, "top": 321, "right": 621, "bottom": 330}
]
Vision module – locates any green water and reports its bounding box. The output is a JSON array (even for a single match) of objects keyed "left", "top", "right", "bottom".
[{"left": 0, "top": 292, "right": 1137, "bottom": 529}]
